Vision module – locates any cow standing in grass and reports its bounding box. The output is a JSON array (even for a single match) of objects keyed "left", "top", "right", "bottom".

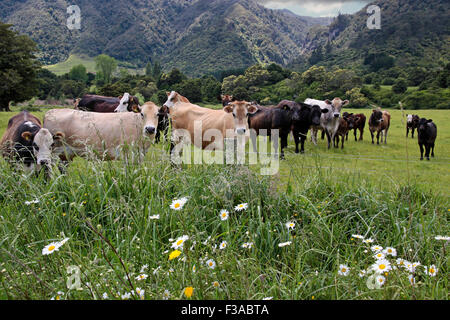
[
  {"left": 334, "top": 114, "right": 355, "bottom": 149},
  {"left": 369, "top": 108, "right": 391, "bottom": 145},
  {"left": 406, "top": 114, "right": 420, "bottom": 138},
  {"left": 417, "top": 118, "right": 437, "bottom": 161},
  {"left": 344, "top": 112, "right": 366, "bottom": 141}
]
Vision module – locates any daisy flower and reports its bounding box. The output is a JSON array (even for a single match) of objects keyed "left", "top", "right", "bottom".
[
  {"left": 102, "top": 292, "right": 109, "bottom": 299},
  {"left": 206, "top": 259, "right": 216, "bottom": 269},
  {"left": 285, "top": 222, "right": 295, "bottom": 230},
  {"left": 352, "top": 234, "right": 365, "bottom": 240},
  {"left": 235, "top": 203, "right": 248, "bottom": 211},
  {"left": 263, "top": 297, "right": 273, "bottom": 300},
  {"left": 373, "top": 252, "right": 386, "bottom": 260},
  {"left": 241, "top": 242, "right": 254, "bottom": 249},
  {"left": 192, "top": 265, "right": 197, "bottom": 273},
  {"left": 408, "top": 275, "right": 415, "bottom": 285},
  {"left": 375, "top": 275, "right": 386, "bottom": 287},
  {"left": 170, "top": 197, "right": 188, "bottom": 210},
  {"left": 278, "top": 241, "right": 292, "bottom": 247},
  {"left": 363, "top": 238, "right": 374, "bottom": 244},
  {"left": 140, "top": 264, "right": 149, "bottom": 273},
  {"left": 371, "top": 259, "right": 392, "bottom": 274},
  {"left": 171, "top": 235, "right": 189, "bottom": 250},
  {"left": 212, "top": 281, "right": 220, "bottom": 288},
  {"left": 136, "top": 274, "right": 148, "bottom": 281},
  {"left": 383, "top": 247, "right": 397, "bottom": 257},
  {"left": 42, "top": 242, "right": 61, "bottom": 255},
  {"left": 220, "top": 209, "right": 229, "bottom": 221},
  {"left": 424, "top": 265, "right": 438, "bottom": 277},
  {"left": 136, "top": 288, "right": 145, "bottom": 300},
  {"left": 121, "top": 292, "right": 131, "bottom": 300},
  {"left": 434, "top": 235, "right": 450, "bottom": 241},
  {"left": 396, "top": 258, "right": 406, "bottom": 267},
  {"left": 162, "top": 289, "right": 170, "bottom": 300},
  {"left": 219, "top": 241, "right": 227, "bottom": 250},
  {"left": 338, "top": 264, "right": 350, "bottom": 276},
  {"left": 371, "top": 245, "right": 383, "bottom": 252},
  {"left": 149, "top": 215, "right": 160, "bottom": 220},
  {"left": 359, "top": 270, "right": 367, "bottom": 278},
  {"left": 25, "top": 199, "right": 40, "bottom": 205}
]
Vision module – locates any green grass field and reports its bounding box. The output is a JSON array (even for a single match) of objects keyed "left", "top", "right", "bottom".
[{"left": 0, "top": 105, "right": 448, "bottom": 300}]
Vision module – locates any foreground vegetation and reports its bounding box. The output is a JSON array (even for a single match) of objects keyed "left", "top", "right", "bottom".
[{"left": 0, "top": 106, "right": 448, "bottom": 300}]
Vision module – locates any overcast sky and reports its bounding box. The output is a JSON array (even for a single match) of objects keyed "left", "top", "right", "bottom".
[{"left": 258, "top": 0, "right": 373, "bottom": 17}]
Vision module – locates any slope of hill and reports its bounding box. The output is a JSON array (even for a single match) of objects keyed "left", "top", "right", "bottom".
[{"left": 0, "top": 0, "right": 331, "bottom": 76}]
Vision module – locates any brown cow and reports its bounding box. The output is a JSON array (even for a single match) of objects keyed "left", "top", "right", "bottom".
[
  {"left": 77, "top": 93, "right": 140, "bottom": 113},
  {"left": 334, "top": 114, "right": 355, "bottom": 149},
  {"left": 221, "top": 95, "right": 235, "bottom": 107},
  {"left": 369, "top": 109, "right": 391, "bottom": 145},
  {"left": 343, "top": 112, "right": 366, "bottom": 141},
  {"left": 163, "top": 91, "right": 257, "bottom": 152}
]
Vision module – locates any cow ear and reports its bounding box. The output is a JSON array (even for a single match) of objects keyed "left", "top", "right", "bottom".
[
  {"left": 321, "top": 108, "right": 329, "bottom": 114},
  {"left": 427, "top": 119, "right": 433, "bottom": 123},
  {"left": 325, "top": 99, "right": 331, "bottom": 105},
  {"left": 118, "top": 96, "right": 123, "bottom": 100},
  {"left": 282, "top": 104, "right": 291, "bottom": 111},
  {"left": 166, "top": 92, "right": 171, "bottom": 97},
  {"left": 21, "top": 131, "right": 32, "bottom": 141},
  {"left": 223, "top": 105, "right": 234, "bottom": 113},
  {"left": 247, "top": 104, "right": 259, "bottom": 114},
  {"left": 343, "top": 100, "right": 350, "bottom": 106},
  {"left": 132, "top": 104, "right": 141, "bottom": 113},
  {"left": 53, "top": 132, "right": 65, "bottom": 141}
]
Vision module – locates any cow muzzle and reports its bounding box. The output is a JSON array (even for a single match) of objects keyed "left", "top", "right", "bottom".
[
  {"left": 334, "top": 113, "right": 340, "bottom": 118},
  {"left": 145, "top": 126, "right": 156, "bottom": 135},
  {"left": 236, "top": 128, "right": 246, "bottom": 135}
]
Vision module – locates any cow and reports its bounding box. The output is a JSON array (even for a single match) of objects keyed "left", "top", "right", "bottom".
[
  {"left": 163, "top": 91, "right": 257, "bottom": 153},
  {"left": 155, "top": 105, "right": 170, "bottom": 144},
  {"left": 0, "top": 111, "right": 58, "bottom": 172},
  {"left": 369, "top": 108, "right": 391, "bottom": 145},
  {"left": 343, "top": 113, "right": 366, "bottom": 142},
  {"left": 406, "top": 114, "right": 420, "bottom": 138},
  {"left": 305, "top": 98, "right": 349, "bottom": 148},
  {"left": 43, "top": 102, "right": 159, "bottom": 162},
  {"left": 417, "top": 118, "right": 437, "bottom": 161},
  {"left": 334, "top": 114, "right": 355, "bottom": 149},
  {"left": 221, "top": 95, "right": 235, "bottom": 107},
  {"left": 77, "top": 93, "right": 140, "bottom": 113}
]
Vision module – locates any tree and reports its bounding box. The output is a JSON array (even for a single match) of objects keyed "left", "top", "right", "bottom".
[
  {"left": 94, "top": 54, "right": 117, "bottom": 84},
  {"left": 152, "top": 61, "right": 162, "bottom": 80},
  {"left": 392, "top": 78, "right": 408, "bottom": 94},
  {"left": 68, "top": 64, "right": 88, "bottom": 83},
  {"left": 309, "top": 45, "right": 324, "bottom": 65},
  {"left": 145, "top": 62, "right": 152, "bottom": 77},
  {"left": 0, "top": 22, "right": 41, "bottom": 111}
]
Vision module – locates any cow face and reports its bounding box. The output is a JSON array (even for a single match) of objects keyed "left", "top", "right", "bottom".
[
  {"left": 309, "top": 105, "right": 329, "bottom": 126},
  {"left": 325, "top": 98, "right": 349, "bottom": 118},
  {"left": 140, "top": 102, "right": 160, "bottom": 138},
  {"left": 343, "top": 113, "right": 355, "bottom": 130},
  {"left": 223, "top": 101, "right": 258, "bottom": 135},
  {"left": 371, "top": 109, "right": 384, "bottom": 123},
  {"left": 407, "top": 114, "right": 413, "bottom": 124},
  {"left": 221, "top": 95, "right": 235, "bottom": 107},
  {"left": 163, "top": 91, "right": 189, "bottom": 109},
  {"left": 418, "top": 118, "right": 433, "bottom": 133},
  {"left": 115, "top": 93, "right": 141, "bottom": 113}
]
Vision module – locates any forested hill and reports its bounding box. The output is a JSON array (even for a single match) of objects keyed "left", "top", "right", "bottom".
[
  {"left": 0, "top": 0, "right": 331, "bottom": 76},
  {"left": 291, "top": 0, "right": 450, "bottom": 71}
]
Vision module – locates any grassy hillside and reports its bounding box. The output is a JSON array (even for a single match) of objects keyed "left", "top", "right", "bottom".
[{"left": 0, "top": 106, "right": 448, "bottom": 300}]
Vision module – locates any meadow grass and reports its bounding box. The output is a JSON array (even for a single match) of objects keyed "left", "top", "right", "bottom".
[{"left": 0, "top": 106, "right": 448, "bottom": 300}]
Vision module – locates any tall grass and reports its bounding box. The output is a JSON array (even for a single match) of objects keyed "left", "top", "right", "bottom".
[{"left": 0, "top": 144, "right": 447, "bottom": 300}]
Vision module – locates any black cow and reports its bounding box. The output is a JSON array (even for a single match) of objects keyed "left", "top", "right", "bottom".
[
  {"left": 155, "top": 105, "right": 170, "bottom": 144},
  {"left": 417, "top": 118, "right": 437, "bottom": 161},
  {"left": 406, "top": 114, "right": 420, "bottom": 138}
]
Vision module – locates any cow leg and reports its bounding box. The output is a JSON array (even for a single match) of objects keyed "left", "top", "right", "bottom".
[
  {"left": 371, "top": 130, "right": 374, "bottom": 144},
  {"left": 411, "top": 128, "right": 415, "bottom": 139},
  {"left": 359, "top": 128, "right": 364, "bottom": 141},
  {"left": 425, "top": 145, "right": 431, "bottom": 160},
  {"left": 293, "top": 130, "right": 300, "bottom": 154},
  {"left": 300, "top": 133, "right": 306, "bottom": 154},
  {"left": 384, "top": 129, "right": 388, "bottom": 144},
  {"left": 341, "top": 134, "right": 345, "bottom": 149},
  {"left": 250, "top": 130, "right": 258, "bottom": 153},
  {"left": 419, "top": 143, "right": 424, "bottom": 160},
  {"left": 321, "top": 130, "right": 325, "bottom": 140},
  {"left": 406, "top": 127, "right": 409, "bottom": 138},
  {"left": 431, "top": 143, "right": 435, "bottom": 158},
  {"left": 376, "top": 131, "right": 381, "bottom": 145},
  {"left": 280, "top": 134, "right": 288, "bottom": 159},
  {"left": 311, "top": 128, "right": 318, "bottom": 146},
  {"left": 325, "top": 130, "right": 332, "bottom": 149}
]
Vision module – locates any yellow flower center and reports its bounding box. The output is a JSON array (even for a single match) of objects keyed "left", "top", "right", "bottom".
[
  {"left": 222, "top": 213, "right": 227, "bottom": 217},
  {"left": 379, "top": 264, "right": 386, "bottom": 270},
  {"left": 177, "top": 240, "right": 183, "bottom": 246},
  {"left": 430, "top": 268, "right": 435, "bottom": 273},
  {"left": 174, "top": 203, "right": 180, "bottom": 208},
  {"left": 48, "top": 245, "right": 56, "bottom": 251}
]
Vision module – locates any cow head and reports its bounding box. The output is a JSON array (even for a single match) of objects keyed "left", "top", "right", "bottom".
[
  {"left": 371, "top": 109, "right": 384, "bottom": 124},
  {"left": 407, "top": 114, "right": 413, "bottom": 124},
  {"left": 418, "top": 118, "right": 433, "bottom": 134},
  {"left": 163, "top": 91, "right": 190, "bottom": 109},
  {"left": 221, "top": 94, "right": 235, "bottom": 107},
  {"left": 307, "top": 104, "right": 329, "bottom": 126},
  {"left": 115, "top": 93, "right": 141, "bottom": 113},
  {"left": 325, "top": 98, "right": 349, "bottom": 118},
  {"left": 343, "top": 113, "right": 355, "bottom": 130},
  {"left": 223, "top": 101, "right": 258, "bottom": 135},
  {"left": 140, "top": 102, "right": 160, "bottom": 139}
]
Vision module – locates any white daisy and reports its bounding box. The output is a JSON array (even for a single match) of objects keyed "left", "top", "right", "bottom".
[
  {"left": 192, "top": 265, "right": 197, "bottom": 273},
  {"left": 352, "top": 234, "right": 365, "bottom": 240},
  {"left": 121, "top": 292, "right": 131, "bottom": 300},
  {"left": 235, "top": 203, "right": 248, "bottom": 211},
  {"left": 149, "top": 215, "right": 160, "bottom": 220},
  {"left": 25, "top": 199, "right": 40, "bottom": 205},
  {"left": 338, "top": 264, "right": 350, "bottom": 276},
  {"left": 220, "top": 209, "right": 229, "bottom": 221},
  {"left": 135, "top": 287, "right": 145, "bottom": 300},
  {"left": 135, "top": 274, "right": 148, "bottom": 281},
  {"left": 424, "top": 264, "right": 438, "bottom": 277},
  {"left": 359, "top": 270, "right": 367, "bottom": 278},
  {"left": 206, "top": 259, "right": 216, "bottom": 269},
  {"left": 102, "top": 292, "right": 109, "bottom": 299},
  {"left": 434, "top": 235, "right": 450, "bottom": 241},
  {"left": 170, "top": 197, "right": 188, "bottom": 210},
  {"left": 363, "top": 238, "right": 374, "bottom": 244},
  {"left": 42, "top": 242, "right": 61, "bottom": 255},
  {"left": 371, "top": 245, "right": 383, "bottom": 252},
  {"left": 373, "top": 252, "right": 386, "bottom": 260},
  {"left": 162, "top": 289, "right": 170, "bottom": 300},
  {"left": 219, "top": 241, "right": 227, "bottom": 250},
  {"left": 278, "top": 241, "right": 292, "bottom": 247},
  {"left": 408, "top": 275, "right": 415, "bottom": 285},
  {"left": 241, "top": 242, "right": 254, "bottom": 249},
  {"left": 383, "top": 247, "right": 397, "bottom": 257},
  {"left": 375, "top": 275, "right": 386, "bottom": 287},
  {"left": 285, "top": 222, "right": 295, "bottom": 230},
  {"left": 171, "top": 235, "right": 189, "bottom": 250},
  {"left": 371, "top": 259, "right": 392, "bottom": 274}
]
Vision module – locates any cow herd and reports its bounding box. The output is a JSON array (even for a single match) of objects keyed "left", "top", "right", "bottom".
[{"left": 0, "top": 91, "right": 439, "bottom": 175}]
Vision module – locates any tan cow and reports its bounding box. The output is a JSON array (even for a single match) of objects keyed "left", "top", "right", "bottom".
[
  {"left": 43, "top": 102, "right": 160, "bottom": 161},
  {"left": 369, "top": 108, "right": 391, "bottom": 145},
  {"left": 163, "top": 91, "right": 258, "bottom": 152}
]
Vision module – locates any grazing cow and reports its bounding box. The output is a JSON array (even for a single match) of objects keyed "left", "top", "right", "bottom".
[
  {"left": 43, "top": 102, "right": 159, "bottom": 162},
  {"left": 305, "top": 98, "right": 349, "bottom": 148},
  {"left": 77, "top": 93, "right": 140, "bottom": 113},
  {"left": 417, "top": 118, "right": 437, "bottom": 161},
  {"left": 406, "top": 114, "right": 420, "bottom": 138},
  {"left": 221, "top": 95, "right": 235, "bottom": 107},
  {"left": 369, "top": 109, "right": 391, "bottom": 145},
  {"left": 163, "top": 91, "right": 257, "bottom": 152},
  {"left": 343, "top": 113, "right": 366, "bottom": 142},
  {"left": 0, "top": 111, "right": 57, "bottom": 172},
  {"left": 334, "top": 114, "right": 355, "bottom": 149}
]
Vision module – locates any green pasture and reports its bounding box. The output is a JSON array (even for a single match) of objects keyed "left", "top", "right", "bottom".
[{"left": 0, "top": 105, "right": 448, "bottom": 300}]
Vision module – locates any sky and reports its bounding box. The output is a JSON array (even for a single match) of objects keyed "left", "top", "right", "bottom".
[{"left": 258, "top": 0, "right": 373, "bottom": 17}]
